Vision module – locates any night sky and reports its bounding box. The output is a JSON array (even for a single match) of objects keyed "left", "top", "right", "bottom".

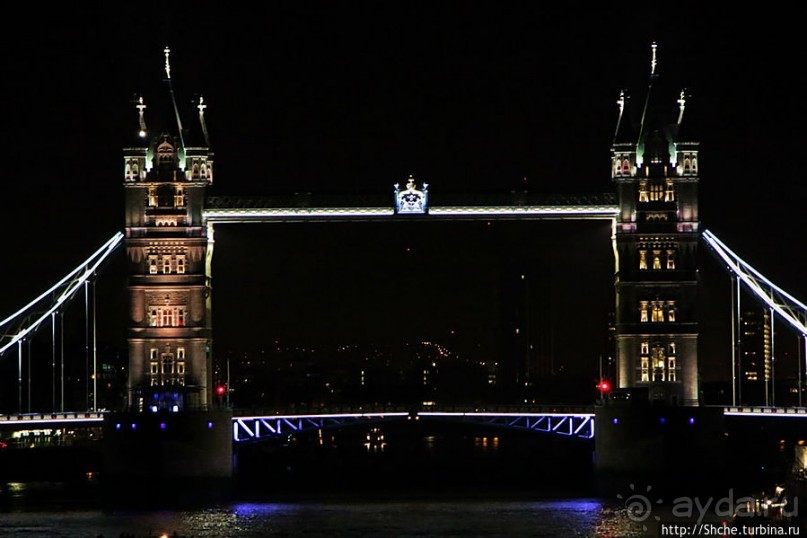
[{"left": 0, "top": 3, "right": 805, "bottom": 402}]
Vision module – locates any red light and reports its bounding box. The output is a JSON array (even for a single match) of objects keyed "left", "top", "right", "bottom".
[
  {"left": 216, "top": 385, "right": 226, "bottom": 396},
  {"left": 598, "top": 381, "right": 611, "bottom": 392}
]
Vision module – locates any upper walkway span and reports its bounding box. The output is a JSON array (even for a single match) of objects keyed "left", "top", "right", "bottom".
[{"left": 202, "top": 193, "right": 619, "bottom": 223}]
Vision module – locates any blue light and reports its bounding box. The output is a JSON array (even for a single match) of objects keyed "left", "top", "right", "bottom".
[
  {"left": 115, "top": 423, "right": 121, "bottom": 430},
  {"left": 207, "top": 422, "right": 214, "bottom": 429},
  {"left": 150, "top": 405, "right": 158, "bottom": 413},
  {"left": 153, "top": 393, "right": 159, "bottom": 399},
  {"left": 160, "top": 423, "right": 166, "bottom": 430},
  {"left": 660, "top": 417, "right": 666, "bottom": 424},
  {"left": 689, "top": 417, "right": 695, "bottom": 425},
  {"left": 131, "top": 423, "right": 137, "bottom": 430},
  {"left": 612, "top": 418, "right": 618, "bottom": 425}
]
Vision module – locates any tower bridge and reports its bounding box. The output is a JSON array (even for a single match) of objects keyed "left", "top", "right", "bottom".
[{"left": 0, "top": 45, "right": 806, "bottom": 480}]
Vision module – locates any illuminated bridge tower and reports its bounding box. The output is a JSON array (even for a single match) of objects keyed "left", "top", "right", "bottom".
[
  {"left": 122, "top": 95, "right": 214, "bottom": 411},
  {"left": 612, "top": 44, "right": 700, "bottom": 406}
]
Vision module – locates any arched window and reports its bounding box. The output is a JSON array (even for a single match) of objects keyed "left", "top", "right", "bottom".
[
  {"left": 192, "top": 162, "right": 200, "bottom": 179},
  {"left": 125, "top": 163, "right": 132, "bottom": 180},
  {"left": 691, "top": 158, "right": 698, "bottom": 173},
  {"left": 683, "top": 158, "right": 691, "bottom": 175},
  {"left": 622, "top": 159, "right": 631, "bottom": 175}
]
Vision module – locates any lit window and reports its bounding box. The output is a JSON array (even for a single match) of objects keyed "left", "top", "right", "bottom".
[
  {"left": 640, "top": 301, "right": 649, "bottom": 323},
  {"left": 641, "top": 342, "right": 649, "bottom": 355},
  {"left": 649, "top": 183, "right": 664, "bottom": 202},
  {"left": 638, "top": 181, "right": 649, "bottom": 203},
  {"left": 683, "top": 159, "right": 691, "bottom": 175},
  {"left": 667, "top": 308, "right": 676, "bottom": 323},
  {"left": 176, "top": 255, "right": 186, "bottom": 274},
  {"left": 148, "top": 306, "right": 187, "bottom": 327},
  {"left": 651, "top": 302, "right": 664, "bottom": 322},
  {"left": 664, "top": 180, "right": 675, "bottom": 202},
  {"left": 691, "top": 158, "right": 698, "bottom": 173},
  {"left": 149, "top": 256, "right": 158, "bottom": 275},
  {"left": 668, "top": 357, "right": 677, "bottom": 381},
  {"left": 652, "top": 251, "right": 661, "bottom": 270},
  {"left": 652, "top": 346, "right": 666, "bottom": 381},
  {"left": 666, "top": 251, "right": 676, "bottom": 270},
  {"left": 150, "top": 348, "right": 159, "bottom": 360},
  {"left": 622, "top": 159, "right": 630, "bottom": 175},
  {"left": 174, "top": 187, "right": 185, "bottom": 207},
  {"left": 177, "top": 361, "right": 185, "bottom": 375},
  {"left": 177, "top": 347, "right": 185, "bottom": 360},
  {"left": 668, "top": 343, "right": 676, "bottom": 355},
  {"left": 147, "top": 187, "right": 157, "bottom": 207},
  {"left": 150, "top": 362, "right": 159, "bottom": 375},
  {"left": 639, "top": 250, "right": 648, "bottom": 270},
  {"left": 640, "top": 357, "right": 650, "bottom": 382},
  {"left": 163, "top": 257, "right": 171, "bottom": 274}
]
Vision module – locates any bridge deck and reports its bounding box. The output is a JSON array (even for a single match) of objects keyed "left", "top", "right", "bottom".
[{"left": 203, "top": 193, "right": 619, "bottom": 223}]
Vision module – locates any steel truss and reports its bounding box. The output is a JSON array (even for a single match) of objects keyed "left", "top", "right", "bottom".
[
  {"left": 232, "top": 411, "right": 595, "bottom": 442},
  {"left": 420, "top": 412, "right": 595, "bottom": 439},
  {"left": 233, "top": 412, "right": 410, "bottom": 442}
]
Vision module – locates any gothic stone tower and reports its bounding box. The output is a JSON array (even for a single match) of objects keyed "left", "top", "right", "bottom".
[
  {"left": 123, "top": 107, "right": 214, "bottom": 411},
  {"left": 612, "top": 45, "right": 700, "bottom": 406}
]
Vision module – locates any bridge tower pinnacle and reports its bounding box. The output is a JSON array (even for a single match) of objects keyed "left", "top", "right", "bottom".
[
  {"left": 122, "top": 75, "right": 215, "bottom": 411},
  {"left": 612, "top": 44, "right": 700, "bottom": 406}
]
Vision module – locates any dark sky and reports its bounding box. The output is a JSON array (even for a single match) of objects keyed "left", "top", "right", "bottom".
[{"left": 0, "top": 3, "right": 805, "bottom": 387}]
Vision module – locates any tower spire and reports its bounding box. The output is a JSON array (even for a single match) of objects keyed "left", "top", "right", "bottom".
[
  {"left": 677, "top": 89, "right": 687, "bottom": 126},
  {"left": 637, "top": 42, "right": 658, "bottom": 152},
  {"left": 197, "top": 95, "right": 211, "bottom": 147},
  {"left": 163, "top": 46, "right": 186, "bottom": 156},
  {"left": 613, "top": 90, "right": 627, "bottom": 144},
  {"left": 136, "top": 95, "right": 147, "bottom": 139}
]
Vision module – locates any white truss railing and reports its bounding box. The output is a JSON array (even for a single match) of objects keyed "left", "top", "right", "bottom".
[
  {"left": 232, "top": 411, "right": 596, "bottom": 442},
  {"left": 0, "top": 232, "right": 124, "bottom": 356},
  {"left": 702, "top": 229, "right": 807, "bottom": 335}
]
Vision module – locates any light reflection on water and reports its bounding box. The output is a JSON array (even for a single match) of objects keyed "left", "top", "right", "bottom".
[{"left": 0, "top": 499, "right": 648, "bottom": 537}]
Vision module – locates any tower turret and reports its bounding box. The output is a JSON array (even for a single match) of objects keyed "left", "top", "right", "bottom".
[
  {"left": 612, "top": 44, "right": 700, "bottom": 406},
  {"left": 123, "top": 53, "right": 214, "bottom": 412}
]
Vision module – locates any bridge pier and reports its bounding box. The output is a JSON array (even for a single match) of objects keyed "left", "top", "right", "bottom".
[
  {"left": 102, "top": 409, "right": 232, "bottom": 480},
  {"left": 594, "top": 405, "right": 725, "bottom": 487}
]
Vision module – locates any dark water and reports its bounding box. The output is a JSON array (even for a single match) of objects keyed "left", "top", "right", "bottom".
[
  {"left": 0, "top": 490, "right": 645, "bottom": 537},
  {"left": 0, "top": 420, "right": 798, "bottom": 537}
]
